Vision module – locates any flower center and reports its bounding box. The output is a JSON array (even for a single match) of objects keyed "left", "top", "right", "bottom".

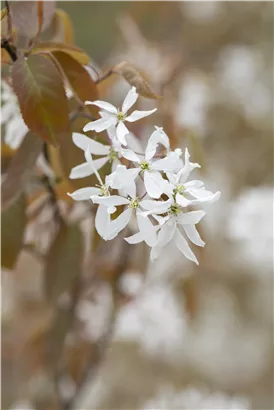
[
  {"left": 99, "top": 185, "right": 109, "bottom": 196},
  {"left": 117, "top": 111, "right": 125, "bottom": 121},
  {"left": 169, "top": 203, "right": 181, "bottom": 215},
  {"left": 173, "top": 184, "right": 184, "bottom": 195},
  {"left": 109, "top": 147, "right": 118, "bottom": 161},
  {"left": 129, "top": 198, "right": 140, "bottom": 209},
  {"left": 140, "top": 161, "right": 151, "bottom": 171}
]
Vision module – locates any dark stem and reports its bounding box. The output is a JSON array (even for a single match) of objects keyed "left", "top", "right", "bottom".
[
  {"left": 1, "top": 38, "right": 17, "bottom": 62},
  {"left": 95, "top": 68, "right": 113, "bottom": 84}
]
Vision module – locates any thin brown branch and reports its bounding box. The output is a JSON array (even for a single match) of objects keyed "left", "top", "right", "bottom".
[
  {"left": 4, "top": 1, "right": 12, "bottom": 40},
  {"left": 42, "top": 143, "right": 63, "bottom": 227},
  {"left": 95, "top": 68, "right": 113, "bottom": 84}
]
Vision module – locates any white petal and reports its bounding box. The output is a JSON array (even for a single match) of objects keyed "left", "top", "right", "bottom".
[
  {"left": 69, "top": 157, "right": 108, "bottom": 179},
  {"left": 107, "top": 208, "right": 133, "bottom": 240},
  {"left": 174, "top": 229, "right": 198, "bottom": 264},
  {"left": 183, "top": 224, "right": 205, "bottom": 247},
  {"left": 85, "top": 100, "right": 118, "bottom": 114},
  {"left": 144, "top": 171, "right": 166, "bottom": 199},
  {"left": 91, "top": 195, "right": 129, "bottom": 207},
  {"left": 107, "top": 165, "right": 138, "bottom": 196},
  {"left": 140, "top": 198, "right": 172, "bottom": 214},
  {"left": 137, "top": 213, "right": 157, "bottom": 247},
  {"left": 176, "top": 193, "right": 192, "bottom": 208},
  {"left": 125, "top": 231, "right": 144, "bottom": 245},
  {"left": 179, "top": 147, "right": 201, "bottom": 183},
  {"left": 122, "top": 86, "right": 138, "bottom": 114},
  {"left": 83, "top": 116, "right": 116, "bottom": 133},
  {"left": 125, "top": 108, "right": 157, "bottom": 122},
  {"left": 157, "top": 220, "right": 176, "bottom": 247},
  {"left": 72, "top": 132, "right": 110, "bottom": 155},
  {"left": 69, "top": 162, "right": 92, "bottom": 179},
  {"left": 116, "top": 121, "right": 130, "bottom": 146},
  {"left": 178, "top": 210, "right": 206, "bottom": 225},
  {"left": 145, "top": 127, "right": 169, "bottom": 160},
  {"left": 151, "top": 152, "right": 181, "bottom": 171},
  {"left": 95, "top": 204, "right": 111, "bottom": 239},
  {"left": 187, "top": 189, "right": 221, "bottom": 204},
  {"left": 121, "top": 148, "right": 140, "bottom": 163},
  {"left": 68, "top": 187, "right": 101, "bottom": 201},
  {"left": 184, "top": 180, "right": 204, "bottom": 189},
  {"left": 84, "top": 146, "right": 105, "bottom": 185}
]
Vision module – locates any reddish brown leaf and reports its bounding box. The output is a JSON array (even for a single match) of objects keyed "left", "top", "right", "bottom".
[
  {"left": 9, "top": 1, "right": 55, "bottom": 39},
  {"left": 1, "top": 132, "right": 43, "bottom": 212},
  {"left": 37, "top": 1, "right": 44, "bottom": 37},
  {"left": 44, "top": 223, "right": 83, "bottom": 304},
  {"left": 1, "top": 195, "right": 27, "bottom": 269},
  {"left": 51, "top": 8, "right": 74, "bottom": 44},
  {"left": 11, "top": 54, "right": 69, "bottom": 146},
  {"left": 31, "top": 42, "right": 90, "bottom": 65},
  {"left": 112, "top": 61, "right": 161, "bottom": 100},
  {"left": 51, "top": 50, "right": 98, "bottom": 105}
]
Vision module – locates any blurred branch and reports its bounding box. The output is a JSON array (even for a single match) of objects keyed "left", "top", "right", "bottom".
[
  {"left": 42, "top": 143, "right": 63, "bottom": 227},
  {"left": 4, "top": 1, "right": 12, "bottom": 40},
  {"left": 95, "top": 68, "right": 113, "bottom": 84}
]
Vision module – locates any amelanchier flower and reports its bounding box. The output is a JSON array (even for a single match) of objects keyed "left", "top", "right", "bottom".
[
  {"left": 91, "top": 181, "right": 158, "bottom": 247},
  {"left": 83, "top": 86, "right": 157, "bottom": 146},
  {"left": 121, "top": 129, "right": 182, "bottom": 199},
  {"left": 141, "top": 198, "right": 206, "bottom": 264},
  {"left": 68, "top": 86, "right": 221, "bottom": 264},
  {"left": 69, "top": 129, "right": 122, "bottom": 179},
  {"left": 164, "top": 148, "right": 221, "bottom": 207}
]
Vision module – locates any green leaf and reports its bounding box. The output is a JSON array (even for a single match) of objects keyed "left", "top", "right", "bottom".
[
  {"left": 1, "top": 132, "right": 43, "bottom": 212},
  {"left": 44, "top": 223, "right": 83, "bottom": 304},
  {"left": 1, "top": 7, "right": 7, "bottom": 21},
  {"left": 51, "top": 50, "right": 99, "bottom": 106},
  {"left": 9, "top": 1, "right": 56, "bottom": 39},
  {"left": 1, "top": 195, "right": 27, "bottom": 269},
  {"left": 11, "top": 54, "right": 69, "bottom": 146},
  {"left": 31, "top": 42, "right": 90, "bottom": 65}
]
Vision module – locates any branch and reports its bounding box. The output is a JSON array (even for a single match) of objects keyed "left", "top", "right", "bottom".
[
  {"left": 42, "top": 143, "right": 63, "bottom": 226},
  {"left": 95, "top": 68, "right": 113, "bottom": 84},
  {"left": 4, "top": 1, "right": 12, "bottom": 40}
]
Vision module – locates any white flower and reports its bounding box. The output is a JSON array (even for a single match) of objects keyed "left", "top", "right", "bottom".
[
  {"left": 141, "top": 197, "right": 206, "bottom": 264},
  {"left": 91, "top": 170, "right": 158, "bottom": 245},
  {"left": 164, "top": 148, "right": 221, "bottom": 207},
  {"left": 121, "top": 128, "right": 182, "bottom": 199},
  {"left": 69, "top": 129, "right": 122, "bottom": 179},
  {"left": 1, "top": 81, "right": 29, "bottom": 149},
  {"left": 68, "top": 147, "right": 112, "bottom": 239},
  {"left": 83, "top": 86, "right": 157, "bottom": 146}
]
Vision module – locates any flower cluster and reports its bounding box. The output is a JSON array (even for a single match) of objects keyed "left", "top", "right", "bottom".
[{"left": 68, "top": 87, "right": 220, "bottom": 264}]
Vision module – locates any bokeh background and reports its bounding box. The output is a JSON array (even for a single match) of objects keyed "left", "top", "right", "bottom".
[{"left": 2, "top": 1, "right": 273, "bottom": 409}]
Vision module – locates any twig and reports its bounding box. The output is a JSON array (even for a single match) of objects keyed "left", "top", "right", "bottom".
[
  {"left": 42, "top": 143, "right": 63, "bottom": 226},
  {"left": 95, "top": 68, "right": 113, "bottom": 84},
  {"left": 4, "top": 1, "right": 12, "bottom": 41},
  {"left": 1, "top": 38, "right": 17, "bottom": 62}
]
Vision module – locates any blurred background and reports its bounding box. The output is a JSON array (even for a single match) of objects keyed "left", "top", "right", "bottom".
[{"left": 2, "top": 1, "right": 273, "bottom": 409}]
